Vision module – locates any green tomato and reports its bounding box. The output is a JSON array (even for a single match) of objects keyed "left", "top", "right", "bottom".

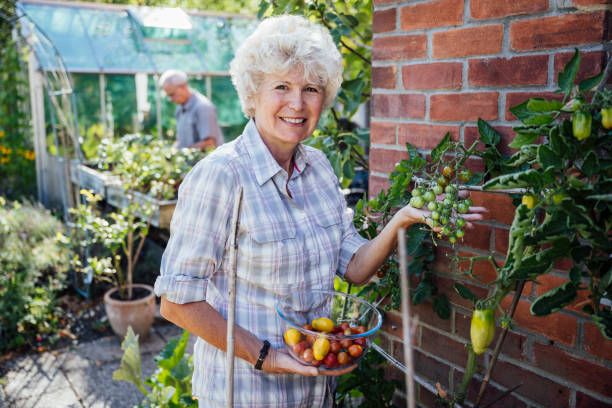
[
  {"left": 410, "top": 196, "right": 425, "bottom": 209},
  {"left": 457, "top": 202, "right": 469, "bottom": 214},
  {"left": 551, "top": 193, "right": 567, "bottom": 205},
  {"left": 459, "top": 170, "right": 472, "bottom": 182},
  {"left": 440, "top": 215, "right": 449, "bottom": 225},
  {"left": 471, "top": 308, "right": 495, "bottom": 355},
  {"left": 431, "top": 210, "right": 440, "bottom": 220},
  {"left": 449, "top": 235, "right": 457, "bottom": 244},
  {"left": 432, "top": 184, "right": 444, "bottom": 195},
  {"left": 456, "top": 217, "right": 466, "bottom": 228},
  {"left": 572, "top": 111, "right": 592, "bottom": 141},
  {"left": 427, "top": 201, "right": 437, "bottom": 211},
  {"left": 441, "top": 226, "right": 451, "bottom": 236},
  {"left": 445, "top": 184, "right": 456, "bottom": 195},
  {"left": 423, "top": 191, "right": 436, "bottom": 202},
  {"left": 411, "top": 188, "right": 422, "bottom": 197},
  {"left": 602, "top": 107, "right": 612, "bottom": 129},
  {"left": 455, "top": 228, "right": 465, "bottom": 238},
  {"left": 443, "top": 198, "right": 453, "bottom": 208},
  {"left": 464, "top": 198, "right": 473, "bottom": 207}
]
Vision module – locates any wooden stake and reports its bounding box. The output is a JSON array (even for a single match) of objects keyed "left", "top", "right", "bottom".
[
  {"left": 226, "top": 187, "right": 244, "bottom": 408},
  {"left": 398, "top": 228, "right": 416, "bottom": 408}
]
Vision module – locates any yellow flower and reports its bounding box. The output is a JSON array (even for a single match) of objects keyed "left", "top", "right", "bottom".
[
  {"left": 25, "top": 151, "right": 35, "bottom": 160},
  {"left": 0, "top": 130, "right": 4, "bottom": 138},
  {"left": 0, "top": 157, "right": 8, "bottom": 164}
]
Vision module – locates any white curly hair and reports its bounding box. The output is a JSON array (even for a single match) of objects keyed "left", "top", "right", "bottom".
[{"left": 229, "top": 14, "right": 343, "bottom": 119}]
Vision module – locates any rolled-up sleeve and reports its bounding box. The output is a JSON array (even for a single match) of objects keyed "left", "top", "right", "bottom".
[{"left": 154, "top": 157, "right": 235, "bottom": 304}]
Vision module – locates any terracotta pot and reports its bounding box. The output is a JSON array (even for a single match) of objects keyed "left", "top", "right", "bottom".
[{"left": 103, "top": 283, "right": 156, "bottom": 339}]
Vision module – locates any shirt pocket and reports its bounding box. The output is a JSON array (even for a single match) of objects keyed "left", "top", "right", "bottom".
[
  {"left": 312, "top": 209, "right": 343, "bottom": 273},
  {"left": 242, "top": 222, "right": 308, "bottom": 293}
]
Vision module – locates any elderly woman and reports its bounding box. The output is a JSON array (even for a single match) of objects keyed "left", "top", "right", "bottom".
[{"left": 155, "top": 14, "right": 483, "bottom": 407}]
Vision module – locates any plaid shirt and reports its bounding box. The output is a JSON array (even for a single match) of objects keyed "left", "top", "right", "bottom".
[{"left": 154, "top": 119, "right": 368, "bottom": 407}]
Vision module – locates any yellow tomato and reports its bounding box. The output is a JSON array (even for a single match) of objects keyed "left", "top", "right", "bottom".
[
  {"left": 283, "top": 329, "right": 301, "bottom": 346},
  {"left": 311, "top": 317, "right": 334, "bottom": 333},
  {"left": 312, "top": 337, "right": 330, "bottom": 360},
  {"left": 521, "top": 194, "right": 537, "bottom": 210}
]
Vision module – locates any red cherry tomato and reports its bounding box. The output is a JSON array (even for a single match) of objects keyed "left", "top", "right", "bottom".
[
  {"left": 351, "top": 326, "right": 366, "bottom": 335},
  {"left": 323, "top": 352, "right": 338, "bottom": 368},
  {"left": 337, "top": 351, "right": 352, "bottom": 365},
  {"left": 340, "top": 339, "right": 352, "bottom": 349},
  {"left": 302, "top": 348, "right": 314, "bottom": 362},
  {"left": 348, "top": 344, "right": 363, "bottom": 358},
  {"left": 330, "top": 341, "right": 341, "bottom": 354},
  {"left": 292, "top": 340, "right": 308, "bottom": 355},
  {"left": 353, "top": 337, "right": 366, "bottom": 346}
]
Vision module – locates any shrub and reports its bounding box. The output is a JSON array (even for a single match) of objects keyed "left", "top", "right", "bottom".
[{"left": 0, "top": 197, "right": 72, "bottom": 352}]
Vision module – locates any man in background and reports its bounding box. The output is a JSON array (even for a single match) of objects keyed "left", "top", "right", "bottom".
[{"left": 159, "top": 70, "right": 224, "bottom": 150}]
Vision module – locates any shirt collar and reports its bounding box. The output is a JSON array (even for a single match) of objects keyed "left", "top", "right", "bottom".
[
  {"left": 242, "top": 119, "right": 309, "bottom": 186},
  {"left": 181, "top": 91, "right": 197, "bottom": 111}
]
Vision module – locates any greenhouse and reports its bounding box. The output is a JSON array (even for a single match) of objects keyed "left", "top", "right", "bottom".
[{"left": 15, "top": 0, "right": 257, "bottom": 211}]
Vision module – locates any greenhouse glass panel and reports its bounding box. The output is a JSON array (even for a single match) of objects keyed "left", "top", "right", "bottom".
[
  {"left": 211, "top": 76, "right": 246, "bottom": 141},
  {"left": 105, "top": 74, "right": 137, "bottom": 136},
  {"left": 77, "top": 8, "right": 152, "bottom": 72},
  {"left": 21, "top": 3, "right": 98, "bottom": 71},
  {"left": 191, "top": 16, "right": 234, "bottom": 72},
  {"left": 146, "top": 39, "right": 205, "bottom": 73}
]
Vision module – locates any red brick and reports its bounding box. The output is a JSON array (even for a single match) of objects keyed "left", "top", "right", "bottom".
[
  {"left": 373, "top": 8, "right": 396, "bottom": 34},
  {"left": 470, "top": 0, "right": 548, "bottom": 19},
  {"left": 505, "top": 92, "right": 564, "bottom": 121},
  {"left": 413, "top": 349, "right": 452, "bottom": 388},
  {"left": 576, "top": 391, "right": 612, "bottom": 408},
  {"left": 501, "top": 297, "right": 578, "bottom": 346},
  {"left": 369, "top": 174, "right": 391, "bottom": 197},
  {"left": 510, "top": 11, "right": 609, "bottom": 51},
  {"left": 402, "top": 62, "right": 462, "bottom": 90},
  {"left": 371, "top": 121, "right": 396, "bottom": 145},
  {"left": 457, "top": 250, "right": 499, "bottom": 284},
  {"left": 398, "top": 124, "right": 460, "bottom": 150},
  {"left": 380, "top": 309, "right": 422, "bottom": 342},
  {"left": 430, "top": 244, "right": 455, "bottom": 274},
  {"left": 373, "top": 35, "right": 427, "bottom": 61},
  {"left": 584, "top": 322, "right": 612, "bottom": 361},
  {"left": 430, "top": 92, "right": 498, "bottom": 122},
  {"left": 468, "top": 55, "right": 549, "bottom": 87},
  {"left": 400, "top": 0, "right": 464, "bottom": 31},
  {"left": 418, "top": 384, "right": 439, "bottom": 407},
  {"left": 460, "top": 375, "right": 529, "bottom": 408},
  {"left": 554, "top": 50, "right": 607, "bottom": 85},
  {"left": 469, "top": 191, "right": 516, "bottom": 225},
  {"left": 571, "top": 0, "right": 611, "bottom": 5},
  {"left": 460, "top": 222, "right": 492, "bottom": 251},
  {"left": 372, "top": 93, "right": 426, "bottom": 119},
  {"left": 372, "top": 66, "right": 397, "bottom": 89},
  {"left": 533, "top": 341, "right": 612, "bottom": 396},
  {"left": 553, "top": 257, "right": 573, "bottom": 272},
  {"left": 494, "top": 227, "right": 510, "bottom": 255},
  {"left": 373, "top": 0, "right": 400, "bottom": 5},
  {"left": 491, "top": 360, "right": 570, "bottom": 407},
  {"left": 421, "top": 327, "right": 470, "bottom": 366},
  {"left": 370, "top": 148, "right": 408, "bottom": 174},
  {"left": 433, "top": 25, "right": 503, "bottom": 59}
]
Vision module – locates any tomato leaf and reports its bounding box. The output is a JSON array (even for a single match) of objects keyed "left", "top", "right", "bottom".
[
  {"left": 483, "top": 168, "right": 554, "bottom": 190},
  {"left": 433, "top": 295, "right": 451, "bottom": 319},
  {"left": 508, "top": 132, "right": 539, "bottom": 149},
  {"left": 477, "top": 118, "right": 500, "bottom": 145},
  {"left": 580, "top": 151, "right": 599, "bottom": 177},
  {"left": 531, "top": 281, "right": 578, "bottom": 316},
  {"left": 454, "top": 283, "right": 478, "bottom": 305},
  {"left": 523, "top": 114, "right": 554, "bottom": 126},
  {"left": 558, "top": 49, "right": 580, "bottom": 97},
  {"left": 537, "top": 145, "right": 562, "bottom": 170},
  {"left": 404, "top": 223, "right": 429, "bottom": 256},
  {"left": 579, "top": 71, "right": 604, "bottom": 92},
  {"left": 413, "top": 278, "right": 434, "bottom": 305},
  {"left": 431, "top": 132, "right": 451, "bottom": 163},
  {"left": 526, "top": 98, "right": 563, "bottom": 112}
]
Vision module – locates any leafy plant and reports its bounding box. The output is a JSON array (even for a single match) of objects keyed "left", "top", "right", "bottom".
[
  {"left": 0, "top": 198, "right": 72, "bottom": 352},
  {"left": 113, "top": 327, "right": 198, "bottom": 408},
  {"left": 69, "top": 134, "right": 205, "bottom": 299},
  {"left": 438, "top": 49, "right": 612, "bottom": 406}
]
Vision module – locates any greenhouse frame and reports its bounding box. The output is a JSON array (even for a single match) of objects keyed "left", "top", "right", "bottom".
[{"left": 14, "top": 0, "right": 257, "bottom": 211}]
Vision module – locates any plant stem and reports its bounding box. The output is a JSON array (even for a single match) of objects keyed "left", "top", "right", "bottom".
[
  {"left": 456, "top": 347, "right": 478, "bottom": 404},
  {"left": 474, "top": 280, "right": 525, "bottom": 407}
]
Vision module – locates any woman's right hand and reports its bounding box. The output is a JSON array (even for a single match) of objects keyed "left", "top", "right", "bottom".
[{"left": 262, "top": 348, "right": 358, "bottom": 377}]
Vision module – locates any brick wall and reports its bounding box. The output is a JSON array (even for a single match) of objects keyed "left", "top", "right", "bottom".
[{"left": 370, "top": 0, "right": 612, "bottom": 406}]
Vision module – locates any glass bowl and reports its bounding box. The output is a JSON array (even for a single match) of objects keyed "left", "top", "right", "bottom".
[{"left": 276, "top": 289, "right": 383, "bottom": 373}]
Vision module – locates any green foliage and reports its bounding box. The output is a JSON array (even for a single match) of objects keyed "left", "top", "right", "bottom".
[
  {"left": 258, "top": 0, "right": 371, "bottom": 188},
  {"left": 0, "top": 12, "right": 36, "bottom": 200},
  {"left": 114, "top": 327, "right": 198, "bottom": 408},
  {"left": 69, "top": 134, "right": 205, "bottom": 299},
  {"left": 335, "top": 344, "right": 402, "bottom": 408},
  {"left": 473, "top": 49, "right": 612, "bottom": 340},
  {"left": 0, "top": 198, "right": 72, "bottom": 352}
]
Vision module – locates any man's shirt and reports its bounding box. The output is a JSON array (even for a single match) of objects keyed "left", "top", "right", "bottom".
[{"left": 175, "top": 90, "right": 224, "bottom": 148}]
